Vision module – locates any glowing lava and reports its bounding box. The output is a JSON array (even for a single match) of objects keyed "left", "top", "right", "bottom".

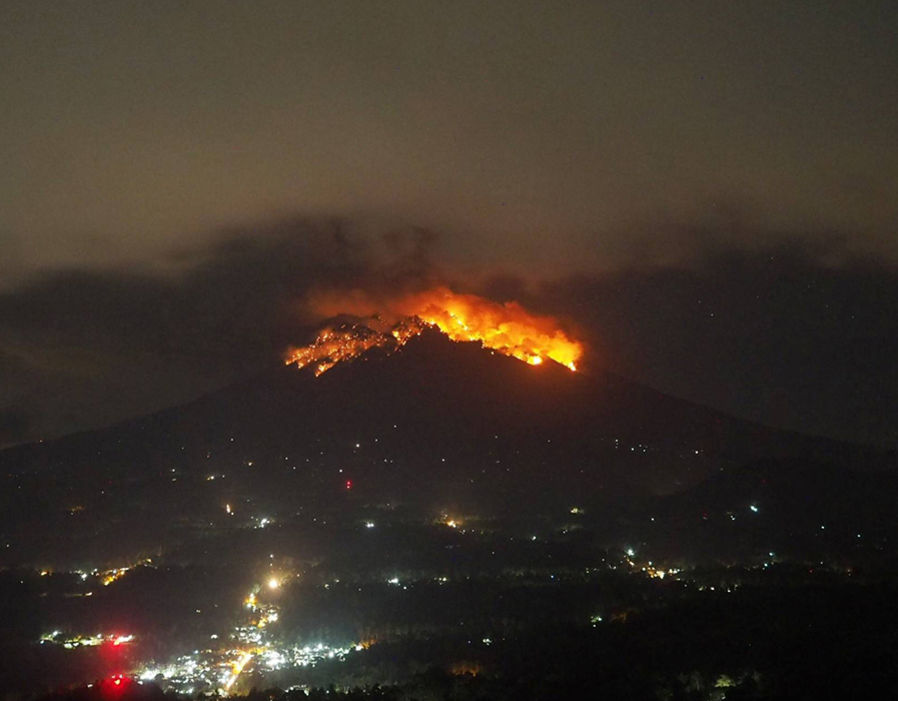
[{"left": 285, "top": 287, "right": 583, "bottom": 375}]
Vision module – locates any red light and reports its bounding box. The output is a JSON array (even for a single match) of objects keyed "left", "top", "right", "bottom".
[
  {"left": 103, "top": 674, "right": 130, "bottom": 693},
  {"left": 345, "top": 480, "right": 352, "bottom": 490}
]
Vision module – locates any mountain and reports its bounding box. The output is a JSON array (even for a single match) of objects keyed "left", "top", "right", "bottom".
[{"left": 1, "top": 329, "right": 893, "bottom": 566}]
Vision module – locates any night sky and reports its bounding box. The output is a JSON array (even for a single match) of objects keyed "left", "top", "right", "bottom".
[{"left": 1, "top": 1, "right": 896, "bottom": 448}]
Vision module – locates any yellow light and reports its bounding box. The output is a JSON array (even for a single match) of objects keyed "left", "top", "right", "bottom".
[
  {"left": 225, "top": 652, "right": 253, "bottom": 691},
  {"left": 268, "top": 577, "right": 279, "bottom": 590}
]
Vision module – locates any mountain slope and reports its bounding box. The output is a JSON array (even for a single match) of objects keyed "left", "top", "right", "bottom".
[{"left": 0, "top": 330, "right": 892, "bottom": 565}]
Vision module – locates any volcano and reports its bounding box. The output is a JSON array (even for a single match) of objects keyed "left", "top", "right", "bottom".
[{"left": 0, "top": 327, "right": 893, "bottom": 566}]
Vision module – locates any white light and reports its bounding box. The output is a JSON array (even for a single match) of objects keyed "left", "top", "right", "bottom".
[
  {"left": 625, "top": 547, "right": 635, "bottom": 557},
  {"left": 365, "top": 521, "right": 375, "bottom": 529},
  {"left": 749, "top": 505, "right": 759, "bottom": 513},
  {"left": 268, "top": 577, "right": 280, "bottom": 590}
]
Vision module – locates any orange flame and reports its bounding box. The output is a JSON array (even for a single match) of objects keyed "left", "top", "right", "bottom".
[
  {"left": 399, "top": 288, "right": 581, "bottom": 371},
  {"left": 284, "top": 319, "right": 424, "bottom": 376},
  {"left": 285, "top": 287, "right": 583, "bottom": 375}
]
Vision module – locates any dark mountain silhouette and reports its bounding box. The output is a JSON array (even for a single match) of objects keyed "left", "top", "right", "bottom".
[{"left": 1, "top": 328, "right": 893, "bottom": 565}]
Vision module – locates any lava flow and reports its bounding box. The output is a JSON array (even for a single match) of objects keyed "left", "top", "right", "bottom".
[{"left": 285, "top": 287, "right": 583, "bottom": 376}]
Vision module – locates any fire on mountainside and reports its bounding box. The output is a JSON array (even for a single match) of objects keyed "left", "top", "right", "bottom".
[{"left": 284, "top": 287, "right": 583, "bottom": 376}]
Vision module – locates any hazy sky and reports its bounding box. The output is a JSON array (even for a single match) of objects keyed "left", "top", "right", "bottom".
[
  {"left": 2, "top": 1, "right": 896, "bottom": 281},
  {"left": 1, "top": 2, "right": 897, "bottom": 448}
]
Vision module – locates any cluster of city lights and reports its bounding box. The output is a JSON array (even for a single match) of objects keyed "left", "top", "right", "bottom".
[
  {"left": 133, "top": 575, "right": 365, "bottom": 695},
  {"left": 39, "top": 631, "right": 135, "bottom": 649}
]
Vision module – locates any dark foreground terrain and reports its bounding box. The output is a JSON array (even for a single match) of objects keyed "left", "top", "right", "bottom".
[{"left": 21, "top": 570, "right": 898, "bottom": 701}]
